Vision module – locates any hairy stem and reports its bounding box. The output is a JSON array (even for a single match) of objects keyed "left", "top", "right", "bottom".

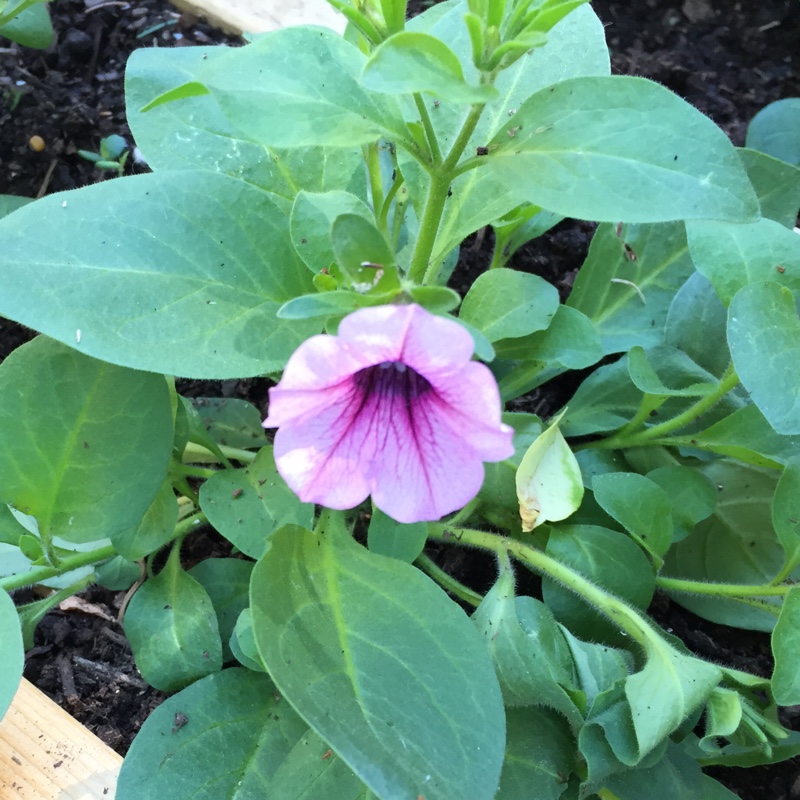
[
  {"left": 428, "top": 525, "right": 658, "bottom": 647},
  {"left": 580, "top": 364, "right": 740, "bottom": 452},
  {"left": 415, "top": 553, "right": 482, "bottom": 607}
]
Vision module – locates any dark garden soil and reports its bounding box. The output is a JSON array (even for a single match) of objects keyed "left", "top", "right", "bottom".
[{"left": 1, "top": 1, "right": 800, "bottom": 798}]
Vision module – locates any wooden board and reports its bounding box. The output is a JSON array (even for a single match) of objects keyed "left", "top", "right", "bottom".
[
  {"left": 0, "top": 679, "right": 122, "bottom": 799},
  {"left": 171, "top": 0, "right": 346, "bottom": 35}
]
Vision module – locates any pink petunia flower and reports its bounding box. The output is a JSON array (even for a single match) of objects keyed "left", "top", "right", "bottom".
[{"left": 263, "top": 303, "right": 514, "bottom": 523}]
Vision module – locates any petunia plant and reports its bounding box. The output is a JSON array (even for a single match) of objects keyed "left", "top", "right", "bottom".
[{"left": 1, "top": 0, "right": 800, "bottom": 797}]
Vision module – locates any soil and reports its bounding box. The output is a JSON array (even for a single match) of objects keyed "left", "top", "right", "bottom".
[{"left": 2, "top": 1, "right": 800, "bottom": 798}]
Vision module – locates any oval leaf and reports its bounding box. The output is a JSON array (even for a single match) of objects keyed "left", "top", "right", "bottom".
[
  {"left": 363, "top": 31, "right": 497, "bottom": 104},
  {"left": 728, "top": 282, "right": 800, "bottom": 435},
  {"left": 487, "top": 76, "right": 759, "bottom": 223},
  {"left": 250, "top": 523, "right": 506, "bottom": 800},
  {"left": 0, "top": 172, "right": 318, "bottom": 379},
  {"left": 124, "top": 548, "right": 222, "bottom": 692},
  {"left": 199, "top": 447, "right": 314, "bottom": 559},
  {"left": 117, "top": 668, "right": 365, "bottom": 799},
  {"left": 0, "top": 337, "right": 172, "bottom": 543}
]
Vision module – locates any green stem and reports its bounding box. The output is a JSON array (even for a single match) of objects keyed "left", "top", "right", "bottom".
[
  {"left": 364, "top": 142, "right": 385, "bottom": 221},
  {"left": 406, "top": 174, "right": 452, "bottom": 285},
  {"left": 174, "top": 463, "right": 218, "bottom": 480},
  {"left": 582, "top": 364, "right": 740, "bottom": 452},
  {"left": 413, "top": 94, "right": 442, "bottom": 166},
  {"left": 415, "top": 553, "right": 483, "bottom": 607},
  {"left": 428, "top": 525, "right": 657, "bottom": 647},
  {"left": 656, "top": 575, "right": 789, "bottom": 598},
  {"left": 407, "top": 102, "right": 487, "bottom": 285},
  {"left": 447, "top": 497, "right": 482, "bottom": 527},
  {"left": 0, "top": 544, "right": 118, "bottom": 592},
  {"left": 183, "top": 442, "right": 257, "bottom": 464},
  {"left": 173, "top": 510, "right": 208, "bottom": 539},
  {"left": 378, "top": 174, "right": 404, "bottom": 234}
]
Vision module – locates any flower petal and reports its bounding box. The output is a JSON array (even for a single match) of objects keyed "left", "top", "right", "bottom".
[{"left": 338, "top": 304, "right": 475, "bottom": 376}]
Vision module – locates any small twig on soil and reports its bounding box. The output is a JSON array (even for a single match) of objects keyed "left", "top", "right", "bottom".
[
  {"left": 86, "top": 24, "right": 103, "bottom": 83},
  {"left": 36, "top": 158, "right": 59, "bottom": 199},
  {"left": 84, "top": 1, "right": 130, "bottom": 11},
  {"left": 73, "top": 656, "right": 149, "bottom": 690},
  {"left": 57, "top": 652, "right": 78, "bottom": 700},
  {"left": 100, "top": 625, "right": 129, "bottom": 649}
]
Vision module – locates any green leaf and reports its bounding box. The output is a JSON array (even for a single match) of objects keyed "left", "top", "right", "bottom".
[
  {"left": 290, "top": 190, "right": 374, "bottom": 274},
  {"left": 190, "top": 397, "right": 268, "bottom": 450},
  {"left": 560, "top": 626, "right": 633, "bottom": 710},
  {"left": 331, "top": 214, "right": 399, "bottom": 289},
  {"left": 197, "top": 27, "right": 409, "bottom": 148},
  {"left": 199, "top": 447, "right": 313, "bottom": 559},
  {"left": 604, "top": 742, "right": 739, "bottom": 800},
  {"left": 627, "top": 345, "right": 718, "bottom": 398},
  {"left": 229, "top": 608, "right": 267, "bottom": 673},
  {"left": 459, "top": 268, "right": 559, "bottom": 343},
  {"left": 472, "top": 568, "right": 582, "bottom": 726},
  {"left": 0, "top": 195, "right": 33, "bottom": 218},
  {"left": 139, "top": 81, "right": 210, "bottom": 112},
  {"left": 250, "top": 523, "right": 506, "bottom": 800},
  {"left": 592, "top": 472, "right": 673, "bottom": 562},
  {"left": 561, "top": 356, "right": 641, "bottom": 437},
  {"left": 363, "top": 31, "right": 497, "bottom": 103},
  {"left": 0, "top": 589, "right": 23, "bottom": 718},
  {"left": 663, "top": 460, "right": 782, "bottom": 631},
  {"left": 701, "top": 687, "right": 742, "bottom": 751},
  {"left": 126, "top": 47, "right": 367, "bottom": 206},
  {"left": 110, "top": 480, "right": 178, "bottom": 561},
  {"left": 729, "top": 282, "right": 800, "bottom": 435},
  {"left": 646, "top": 466, "right": 716, "bottom": 543},
  {"left": 188, "top": 558, "right": 253, "bottom": 663},
  {"left": 773, "top": 460, "right": 800, "bottom": 575},
  {"left": 0, "top": 1, "right": 52, "bottom": 48},
  {"left": 366, "top": 507, "right": 427, "bottom": 562},
  {"left": 772, "top": 586, "right": 800, "bottom": 705},
  {"left": 625, "top": 642, "right": 720, "bottom": 758},
  {"left": 117, "top": 668, "right": 365, "bottom": 799},
  {"left": 486, "top": 76, "right": 758, "bottom": 223},
  {"left": 407, "top": 285, "right": 462, "bottom": 313},
  {"left": 95, "top": 556, "right": 141, "bottom": 591},
  {"left": 568, "top": 222, "right": 695, "bottom": 354},
  {"left": 542, "top": 525, "right": 656, "bottom": 646},
  {"left": 0, "top": 337, "right": 172, "bottom": 544},
  {"left": 404, "top": 4, "right": 610, "bottom": 269},
  {"left": 124, "top": 546, "right": 222, "bottom": 692},
  {"left": 686, "top": 216, "right": 800, "bottom": 306},
  {"left": 278, "top": 291, "right": 378, "bottom": 320},
  {"left": 496, "top": 707, "right": 576, "bottom": 800},
  {"left": 494, "top": 305, "right": 603, "bottom": 401},
  {"left": 738, "top": 147, "right": 800, "bottom": 228},
  {"left": 688, "top": 404, "right": 800, "bottom": 469},
  {"left": 664, "top": 272, "right": 730, "bottom": 378},
  {"left": 746, "top": 97, "right": 800, "bottom": 167},
  {"left": 0, "top": 171, "right": 318, "bottom": 379}
]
